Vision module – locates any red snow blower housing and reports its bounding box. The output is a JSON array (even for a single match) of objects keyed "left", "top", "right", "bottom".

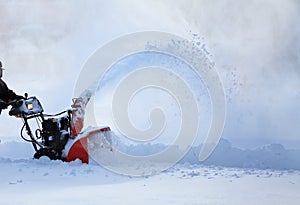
[{"left": 8, "top": 93, "right": 112, "bottom": 163}]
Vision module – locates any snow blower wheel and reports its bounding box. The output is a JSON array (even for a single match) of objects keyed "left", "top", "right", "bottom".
[{"left": 33, "top": 148, "right": 60, "bottom": 160}]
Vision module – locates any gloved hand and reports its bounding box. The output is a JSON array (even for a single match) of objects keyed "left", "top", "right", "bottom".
[
  {"left": 15, "top": 95, "right": 25, "bottom": 100},
  {"left": 0, "top": 99, "right": 8, "bottom": 110}
]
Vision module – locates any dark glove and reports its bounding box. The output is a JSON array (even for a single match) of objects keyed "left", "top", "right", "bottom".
[{"left": 0, "top": 99, "right": 8, "bottom": 110}]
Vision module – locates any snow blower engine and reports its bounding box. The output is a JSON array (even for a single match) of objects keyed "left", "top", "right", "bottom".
[{"left": 8, "top": 93, "right": 112, "bottom": 163}]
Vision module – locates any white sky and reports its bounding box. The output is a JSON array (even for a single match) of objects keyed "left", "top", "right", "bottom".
[{"left": 0, "top": 0, "right": 299, "bottom": 148}]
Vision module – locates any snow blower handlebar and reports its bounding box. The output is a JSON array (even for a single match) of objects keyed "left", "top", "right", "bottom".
[{"left": 7, "top": 96, "right": 45, "bottom": 152}]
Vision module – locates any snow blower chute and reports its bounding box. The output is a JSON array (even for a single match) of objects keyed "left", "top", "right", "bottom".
[{"left": 8, "top": 93, "right": 112, "bottom": 163}]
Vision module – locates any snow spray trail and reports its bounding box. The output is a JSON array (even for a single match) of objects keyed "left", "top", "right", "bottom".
[{"left": 73, "top": 31, "right": 226, "bottom": 176}]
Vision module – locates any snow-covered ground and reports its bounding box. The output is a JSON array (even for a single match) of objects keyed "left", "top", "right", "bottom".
[
  {"left": 0, "top": 158, "right": 299, "bottom": 205},
  {"left": 0, "top": 140, "right": 299, "bottom": 205}
]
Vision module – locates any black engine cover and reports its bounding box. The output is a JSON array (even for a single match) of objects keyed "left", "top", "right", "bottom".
[{"left": 42, "top": 117, "right": 70, "bottom": 152}]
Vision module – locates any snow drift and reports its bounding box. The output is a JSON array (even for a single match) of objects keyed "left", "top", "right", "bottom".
[{"left": 1, "top": 138, "right": 299, "bottom": 171}]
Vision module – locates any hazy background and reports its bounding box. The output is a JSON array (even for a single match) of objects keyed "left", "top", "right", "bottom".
[{"left": 0, "top": 0, "right": 299, "bottom": 149}]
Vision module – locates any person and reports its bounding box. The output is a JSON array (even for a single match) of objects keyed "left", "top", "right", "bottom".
[{"left": 0, "top": 61, "right": 23, "bottom": 114}]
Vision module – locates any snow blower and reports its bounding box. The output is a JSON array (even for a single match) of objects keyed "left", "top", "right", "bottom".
[{"left": 8, "top": 93, "right": 112, "bottom": 163}]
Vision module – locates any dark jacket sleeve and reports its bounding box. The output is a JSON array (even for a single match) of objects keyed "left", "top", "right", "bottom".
[{"left": 0, "top": 79, "right": 20, "bottom": 103}]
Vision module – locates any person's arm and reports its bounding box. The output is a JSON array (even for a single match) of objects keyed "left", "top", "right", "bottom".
[
  {"left": 6, "top": 88, "right": 23, "bottom": 102},
  {"left": 0, "top": 99, "right": 7, "bottom": 114},
  {"left": 0, "top": 80, "right": 23, "bottom": 102},
  {"left": 0, "top": 99, "right": 7, "bottom": 109}
]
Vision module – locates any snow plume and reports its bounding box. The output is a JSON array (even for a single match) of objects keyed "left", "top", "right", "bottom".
[
  {"left": 171, "top": 0, "right": 300, "bottom": 145},
  {"left": 71, "top": 0, "right": 300, "bottom": 146}
]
